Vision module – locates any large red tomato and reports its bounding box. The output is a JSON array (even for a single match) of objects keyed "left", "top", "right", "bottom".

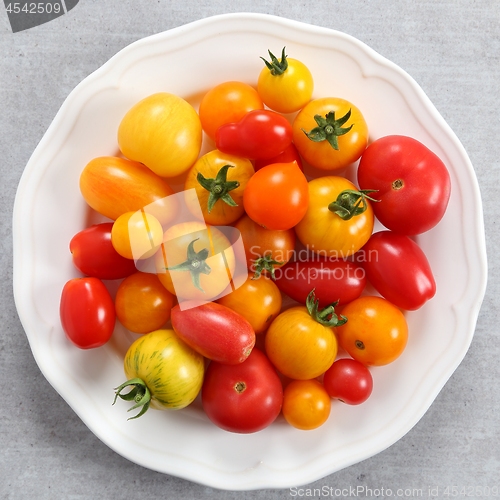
[
  {"left": 357, "top": 135, "right": 451, "bottom": 235},
  {"left": 201, "top": 348, "right": 283, "bottom": 433}
]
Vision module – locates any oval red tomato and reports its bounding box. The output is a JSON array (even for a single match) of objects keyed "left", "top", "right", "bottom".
[
  {"left": 201, "top": 348, "right": 283, "bottom": 433},
  {"left": 60, "top": 277, "right": 116, "bottom": 349},
  {"left": 70, "top": 223, "right": 137, "bottom": 280},
  {"left": 357, "top": 135, "right": 451, "bottom": 235},
  {"left": 170, "top": 302, "right": 255, "bottom": 364},
  {"left": 253, "top": 143, "right": 303, "bottom": 171},
  {"left": 358, "top": 230, "right": 436, "bottom": 310},
  {"left": 273, "top": 258, "right": 366, "bottom": 307}
]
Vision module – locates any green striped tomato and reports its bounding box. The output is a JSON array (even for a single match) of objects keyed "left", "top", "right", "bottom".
[{"left": 114, "top": 329, "right": 204, "bottom": 419}]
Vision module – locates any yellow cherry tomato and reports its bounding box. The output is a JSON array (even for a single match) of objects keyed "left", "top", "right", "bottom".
[
  {"left": 257, "top": 47, "right": 314, "bottom": 114},
  {"left": 111, "top": 211, "right": 163, "bottom": 260},
  {"left": 294, "top": 176, "right": 375, "bottom": 258},
  {"left": 217, "top": 273, "right": 282, "bottom": 334},
  {"left": 282, "top": 379, "right": 331, "bottom": 430},
  {"left": 293, "top": 97, "right": 368, "bottom": 171},
  {"left": 114, "top": 329, "right": 205, "bottom": 418},
  {"left": 118, "top": 92, "right": 202, "bottom": 178},
  {"left": 184, "top": 149, "right": 254, "bottom": 225}
]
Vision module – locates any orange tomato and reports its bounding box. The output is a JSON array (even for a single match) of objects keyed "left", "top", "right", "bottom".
[
  {"left": 115, "top": 272, "right": 175, "bottom": 334},
  {"left": 199, "top": 81, "right": 264, "bottom": 141},
  {"left": 282, "top": 379, "right": 331, "bottom": 430},
  {"left": 293, "top": 97, "right": 368, "bottom": 171},
  {"left": 79, "top": 156, "right": 177, "bottom": 225},
  {"left": 294, "top": 176, "right": 374, "bottom": 258},
  {"left": 155, "top": 221, "right": 235, "bottom": 302},
  {"left": 335, "top": 296, "right": 408, "bottom": 366},
  {"left": 184, "top": 149, "right": 254, "bottom": 225},
  {"left": 217, "top": 273, "right": 282, "bottom": 334}
]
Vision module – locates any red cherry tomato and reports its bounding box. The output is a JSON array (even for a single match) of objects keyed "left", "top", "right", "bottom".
[
  {"left": 358, "top": 230, "right": 436, "bottom": 311},
  {"left": 215, "top": 109, "right": 293, "bottom": 160},
  {"left": 201, "top": 348, "right": 283, "bottom": 433},
  {"left": 323, "top": 358, "right": 373, "bottom": 405},
  {"left": 253, "top": 143, "right": 303, "bottom": 171},
  {"left": 243, "top": 161, "right": 309, "bottom": 230},
  {"left": 60, "top": 277, "right": 116, "bottom": 349},
  {"left": 170, "top": 302, "right": 256, "bottom": 364},
  {"left": 69, "top": 223, "right": 137, "bottom": 280},
  {"left": 273, "top": 258, "right": 366, "bottom": 307},
  {"left": 357, "top": 135, "right": 451, "bottom": 235}
]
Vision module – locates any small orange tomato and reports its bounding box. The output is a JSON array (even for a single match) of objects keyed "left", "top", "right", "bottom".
[
  {"left": 217, "top": 273, "right": 282, "bottom": 334},
  {"left": 199, "top": 81, "right": 264, "bottom": 141},
  {"left": 335, "top": 296, "right": 408, "bottom": 366},
  {"left": 115, "top": 272, "right": 175, "bottom": 334},
  {"left": 282, "top": 379, "right": 331, "bottom": 430},
  {"left": 293, "top": 97, "right": 368, "bottom": 171},
  {"left": 184, "top": 149, "right": 254, "bottom": 226},
  {"left": 243, "top": 161, "right": 309, "bottom": 231}
]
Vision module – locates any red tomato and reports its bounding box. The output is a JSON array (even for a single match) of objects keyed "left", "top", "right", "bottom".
[
  {"left": 216, "top": 109, "right": 293, "bottom": 160},
  {"left": 358, "top": 230, "right": 436, "bottom": 310},
  {"left": 357, "top": 135, "right": 451, "bottom": 235},
  {"left": 170, "top": 302, "right": 255, "bottom": 364},
  {"left": 201, "top": 348, "right": 283, "bottom": 433},
  {"left": 273, "top": 258, "right": 366, "bottom": 307},
  {"left": 70, "top": 223, "right": 137, "bottom": 280},
  {"left": 253, "top": 143, "right": 303, "bottom": 171},
  {"left": 243, "top": 161, "right": 309, "bottom": 230},
  {"left": 60, "top": 277, "right": 116, "bottom": 349},
  {"left": 323, "top": 358, "right": 373, "bottom": 405}
]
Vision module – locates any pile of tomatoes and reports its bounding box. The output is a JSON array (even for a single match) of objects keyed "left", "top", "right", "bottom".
[{"left": 60, "top": 48, "right": 451, "bottom": 432}]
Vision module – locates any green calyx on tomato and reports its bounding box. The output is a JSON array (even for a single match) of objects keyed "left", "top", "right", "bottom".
[
  {"left": 113, "top": 377, "right": 151, "bottom": 420},
  {"left": 306, "top": 289, "right": 347, "bottom": 327},
  {"left": 252, "top": 253, "right": 285, "bottom": 280},
  {"left": 166, "top": 238, "right": 211, "bottom": 292},
  {"left": 196, "top": 164, "right": 240, "bottom": 213},
  {"left": 328, "top": 189, "right": 379, "bottom": 221},
  {"left": 302, "top": 109, "right": 353, "bottom": 150},
  {"left": 261, "top": 47, "right": 288, "bottom": 76}
]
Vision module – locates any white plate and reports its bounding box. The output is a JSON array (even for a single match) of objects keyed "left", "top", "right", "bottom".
[{"left": 13, "top": 13, "right": 487, "bottom": 490}]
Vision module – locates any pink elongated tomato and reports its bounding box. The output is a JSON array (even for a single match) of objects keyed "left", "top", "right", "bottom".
[
  {"left": 170, "top": 302, "right": 256, "bottom": 364},
  {"left": 359, "top": 230, "right": 436, "bottom": 310}
]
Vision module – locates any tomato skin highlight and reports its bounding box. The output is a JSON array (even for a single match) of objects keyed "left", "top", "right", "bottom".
[
  {"left": 79, "top": 156, "right": 177, "bottom": 225},
  {"left": 201, "top": 348, "right": 283, "bottom": 433},
  {"left": 323, "top": 358, "right": 373, "bottom": 405},
  {"left": 60, "top": 277, "right": 116, "bottom": 349},
  {"left": 243, "top": 161, "right": 309, "bottom": 231},
  {"left": 171, "top": 302, "right": 256, "bottom": 364},
  {"left": 357, "top": 135, "right": 451, "bottom": 235},
  {"left": 216, "top": 109, "right": 293, "bottom": 160},
  {"left": 359, "top": 230, "right": 436, "bottom": 311},
  {"left": 273, "top": 258, "right": 366, "bottom": 307},
  {"left": 70, "top": 223, "right": 137, "bottom": 280}
]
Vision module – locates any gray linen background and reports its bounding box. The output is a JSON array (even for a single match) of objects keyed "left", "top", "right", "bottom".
[{"left": 1, "top": 1, "right": 498, "bottom": 498}]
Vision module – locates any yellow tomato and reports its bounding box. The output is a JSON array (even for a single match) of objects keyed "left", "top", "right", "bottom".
[
  {"left": 257, "top": 48, "right": 314, "bottom": 114},
  {"left": 184, "top": 149, "right": 254, "bottom": 225},
  {"left": 118, "top": 92, "right": 202, "bottom": 177},
  {"left": 292, "top": 97, "right": 368, "bottom": 171},
  {"left": 294, "top": 176, "right": 374, "bottom": 258},
  {"left": 155, "top": 221, "right": 235, "bottom": 302},
  {"left": 114, "top": 329, "right": 205, "bottom": 417},
  {"left": 111, "top": 211, "right": 163, "bottom": 260},
  {"left": 217, "top": 273, "right": 282, "bottom": 334}
]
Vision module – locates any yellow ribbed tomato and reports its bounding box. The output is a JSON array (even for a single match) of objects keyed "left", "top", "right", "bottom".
[
  {"left": 118, "top": 92, "right": 202, "bottom": 177},
  {"left": 113, "top": 329, "right": 204, "bottom": 418}
]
